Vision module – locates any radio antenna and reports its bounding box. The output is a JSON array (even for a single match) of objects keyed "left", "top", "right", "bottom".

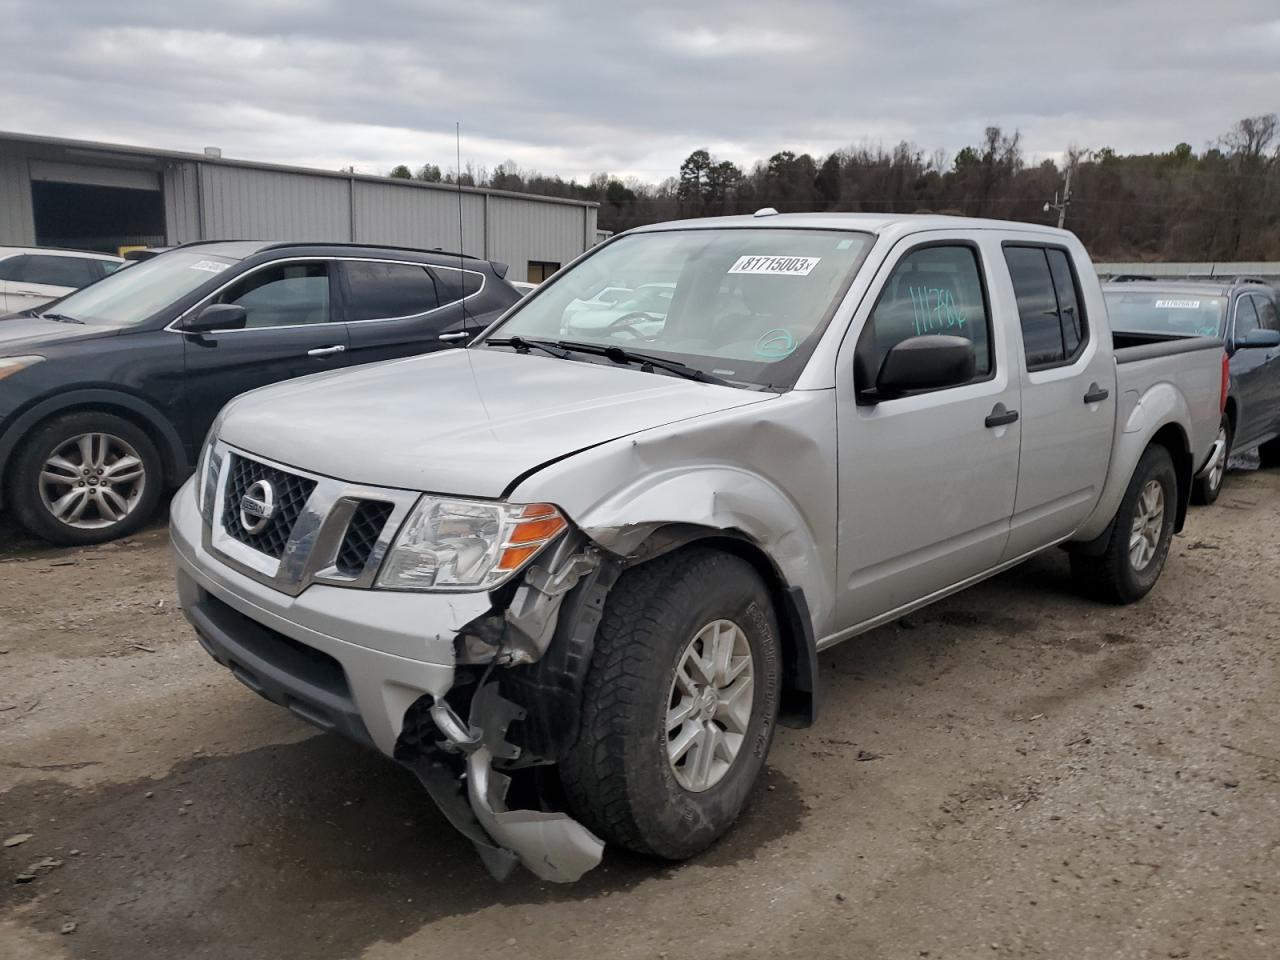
[{"left": 456, "top": 122, "right": 467, "bottom": 328}]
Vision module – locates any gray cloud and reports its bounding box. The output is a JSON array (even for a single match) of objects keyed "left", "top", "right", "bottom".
[{"left": 1, "top": 0, "right": 1277, "bottom": 182}]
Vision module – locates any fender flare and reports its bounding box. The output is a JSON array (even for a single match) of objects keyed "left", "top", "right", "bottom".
[{"left": 0, "top": 389, "right": 189, "bottom": 506}]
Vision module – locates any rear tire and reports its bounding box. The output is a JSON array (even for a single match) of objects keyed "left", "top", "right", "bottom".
[
  {"left": 560, "top": 548, "right": 781, "bottom": 859},
  {"left": 1191, "top": 417, "right": 1231, "bottom": 505},
  {"left": 10, "top": 411, "right": 163, "bottom": 546},
  {"left": 1071, "top": 444, "right": 1177, "bottom": 605}
]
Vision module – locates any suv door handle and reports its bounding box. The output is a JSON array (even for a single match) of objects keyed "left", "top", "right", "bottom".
[
  {"left": 985, "top": 404, "right": 1019, "bottom": 428},
  {"left": 438, "top": 331, "right": 469, "bottom": 341},
  {"left": 1083, "top": 384, "right": 1110, "bottom": 404},
  {"left": 307, "top": 345, "right": 346, "bottom": 357}
]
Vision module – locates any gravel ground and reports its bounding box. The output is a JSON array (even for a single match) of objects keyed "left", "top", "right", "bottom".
[{"left": 1, "top": 459, "right": 1277, "bottom": 960}]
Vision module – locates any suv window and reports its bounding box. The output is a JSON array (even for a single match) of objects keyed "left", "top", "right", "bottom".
[
  {"left": 859, "top": 244, "right": 993, "bottom": 383},
  {"left": 17, "top": 254, "right": 99, "bottom": 288},
  {"left": 1005, "top": 245, "right": 1089, "bottom": 368},
  {"left": 1254, "top": 296, "right": 1279, "bottom": 332},
  {"left": 216, "top": 262, "right": 332, "bottom": 328},
  {"left": 345, "top": 261, "right": 440, "bottom": 321},
  {"left": 428, "top": 266, "right": 483, "bottom": 307},
  {"left": 1234, "top": 296, "right": 1261, "bottom": 340}
]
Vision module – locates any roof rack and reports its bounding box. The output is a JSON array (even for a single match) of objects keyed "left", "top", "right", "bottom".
[{"left": 1230, "top": 275, "right": 1268, "bottom": 285}]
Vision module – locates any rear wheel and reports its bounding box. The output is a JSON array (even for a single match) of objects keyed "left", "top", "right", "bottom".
[
  {"left": 11, "top": 412, "right": 163, "bottom": 546},
  {"left": 560, "top": 548, "right": 781, "bottom": 859},
  {"left": 1071, "top": 444, "right": 1177, "bottom": 605},
  {"left": 1191, "top": 417, "right": 1231, "bottom": 505}
]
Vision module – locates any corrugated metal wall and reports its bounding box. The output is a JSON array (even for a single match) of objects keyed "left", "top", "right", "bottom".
[
  {"left": 198, "top": 165, "right": 352, "bottom": 241},
  {"left": 487, "top": 196, "right": 593, "bottom": 281},
  {"left": 0, "top": 151, "right": 35, "bottom": 246},
  {"left": 353, "top": 180, "right": 486, "bottom": 258},
  {"left": 162, "top": 162, "right": 201, "bottom": 244}
]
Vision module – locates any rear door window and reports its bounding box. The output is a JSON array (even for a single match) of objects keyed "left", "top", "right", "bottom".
[
  {"left": 1004, "top": 245, "right": 1088, "bottom": 369},
  {"left": 859, "top": 244, "right": 993, "bottom": 383},
  {"left": 18, "top": 255, "right": 98, "bottom": 288},
  {"left": 344, "top": 261, "right": 441, "bottom": 321},
  {"left": 428, "top": 266, "right": 484, "bottom": 306}
]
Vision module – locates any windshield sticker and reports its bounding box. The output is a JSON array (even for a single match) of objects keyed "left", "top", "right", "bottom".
[
  {"left": 729, "top": 255, "right": 821, "bottom": 276},
  {"left": 1154, "top": 299, "right": 1201, "bottom": 309},
  {"left": 190, "top": 260, "right": 230, "bottom": 274},
  {"left": 909, "top": 286, "right": 967, "bottom": 336},
  {"left": 754, "top": 328, "right": 797, "bottom": 359}
]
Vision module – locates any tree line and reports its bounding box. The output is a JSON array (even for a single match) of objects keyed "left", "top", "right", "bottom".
[{"left": 383, "top": 115, "right": 1280, "bottom": 261}]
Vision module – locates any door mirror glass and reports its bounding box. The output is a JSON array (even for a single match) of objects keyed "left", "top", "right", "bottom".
[
  {"left": 186, "top": 303, "right": 247, "bottom": 333},
  {"left": 871, "top": 334, "right": 976, "bottom": 398},
  {"left": 1237, "top": 328, "right": 1280, "bottom": 349}
]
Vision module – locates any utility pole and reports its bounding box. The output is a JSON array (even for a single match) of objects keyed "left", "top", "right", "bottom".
[{"left": 1044, "top": 159, "right": 1074, "bottom": 229}]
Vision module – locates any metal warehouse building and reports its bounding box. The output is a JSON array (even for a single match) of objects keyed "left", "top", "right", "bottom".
[{"left": 0, "top": 131, "right": 597, "bottom": 283}]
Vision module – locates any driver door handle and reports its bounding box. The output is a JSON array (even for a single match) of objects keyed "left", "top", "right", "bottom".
[
  {"left": 307, "top": 344, "right": 346, "bottom": 357},
  {"left": 1083, "top": 384, "right": 1110, "bottom": 404},
  {"left": 985, "top": 404, "right": 1019, "bottom": 428},
  {"left": 438, "top": 331, "right": 469, "bottom": 341}
]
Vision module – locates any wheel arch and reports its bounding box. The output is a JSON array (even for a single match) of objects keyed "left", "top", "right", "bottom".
[
  {"left": 0, "top": 390, "right": 188, "bottom": 508},
  {"left": 1148, "top": 422, "right": 1192, "bottom": 533}
]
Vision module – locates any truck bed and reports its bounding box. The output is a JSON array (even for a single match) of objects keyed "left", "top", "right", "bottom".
[{"left": 1112, "top": 330, "right": 1222, "bottom": 363}]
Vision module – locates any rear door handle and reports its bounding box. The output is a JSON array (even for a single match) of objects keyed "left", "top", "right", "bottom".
[
  {"left": 1083, "top": 384, "right": 1110, "bottom": 404},
  {"left": 307, "top": 345, "right": 346, "bottom": 357},
  {"left": 985, "top": 404, "right": 1019, "bottom": 428},
  {"left": 438, "top": 331, "right": 469, "bottom": 342}
]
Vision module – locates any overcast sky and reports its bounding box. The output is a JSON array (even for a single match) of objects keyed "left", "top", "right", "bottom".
[{"left": 2, "top": 0, "right": 1277, "bottom": 183}]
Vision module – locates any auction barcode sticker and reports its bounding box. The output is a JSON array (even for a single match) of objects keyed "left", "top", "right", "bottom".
[
  {"left": 729, "top": 255, "right": 821, "bottom": 276},
  {"left": 1154, "top": 299, "right": 1201, "bottom": 309},
  {"left": 189, "top": 259, "right": 230, "bottom": 273}
]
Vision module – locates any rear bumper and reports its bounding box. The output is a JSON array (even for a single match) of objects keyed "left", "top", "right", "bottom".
[{"left": 170, "top": 478, "right": 490, "bottom": 756}]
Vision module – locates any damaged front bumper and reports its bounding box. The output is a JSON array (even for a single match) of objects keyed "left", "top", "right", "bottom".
[{"left": 170, "top": 481, "right": 604, "bottom": 883}]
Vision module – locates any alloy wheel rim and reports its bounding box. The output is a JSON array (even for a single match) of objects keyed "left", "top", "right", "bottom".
[
  {"left": 665, "top": 619, "right": 756, "bottom": 793},
  {"left": 1128, "top": 479, "right": 1165, "bottom": 571},
  {"left": 38, "top": 433, "right": 146, "bottom": 530},
  {"left": 1208, "top": 425, "right": 1227, "bottom": 492}
]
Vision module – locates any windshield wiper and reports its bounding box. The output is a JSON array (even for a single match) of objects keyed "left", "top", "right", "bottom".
[
  {"left": 555, "top": 340, "right": 733, "bottom": 387},
  {"left": 40, "top": 312, "right": 84, "bottom": 324},
  {"left": 483, "top": 336, "right": 572, "bottom": 359}
]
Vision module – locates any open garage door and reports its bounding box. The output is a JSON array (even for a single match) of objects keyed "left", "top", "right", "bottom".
[{"left": 30, "top": 160, "right": 165, "bottom": 254}]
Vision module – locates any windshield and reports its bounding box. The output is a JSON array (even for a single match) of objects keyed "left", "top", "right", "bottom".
[
  {"left": 1104, "top": 289, "right": 1226, "bottom": 338},
  {"left": 40, "top": 251, "right": 238, "bottom": 326},
  {"left": 481, "top": 228, "right": 875, "bottom": 388}
]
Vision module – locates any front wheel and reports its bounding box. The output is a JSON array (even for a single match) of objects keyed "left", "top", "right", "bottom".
[
  {"left": 10, "top": 412, "right": 164, "bottom": 546},
  {"left": 1071, "top": 444, "right": 1177, "bottom": 605},
  {"left": 560, "top": 549, "right": 781, "bottom": 859}
]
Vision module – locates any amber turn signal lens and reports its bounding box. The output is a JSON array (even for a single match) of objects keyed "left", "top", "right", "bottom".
[
  {"left": 497, "top": 544, "right": 543, "bottom": 571},
  {"left": 509, "top": 516, "right": 566, "bottom": 544}
]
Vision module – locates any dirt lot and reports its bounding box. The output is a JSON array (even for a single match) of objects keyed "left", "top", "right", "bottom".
[{"left": 1, "top": 461, "right": 1278, "bottom": 960}]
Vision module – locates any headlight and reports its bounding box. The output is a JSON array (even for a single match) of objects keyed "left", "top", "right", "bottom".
[
  {"left": 0, "top": 356, "right": 44, "bottom": 380},
  {"left": 197, "top": 415, "right": 225, "bottom": 525},
  {"left": 377, "top": 497, "right": 567, "bottom": 591}
]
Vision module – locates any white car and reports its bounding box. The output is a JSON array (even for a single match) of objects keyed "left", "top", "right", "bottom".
[
  {"left": 562, "top": 282, "right": 673, "bottom": 337},
  {"left": 0, "top": 247, "right": 124, "bottom": 314}
]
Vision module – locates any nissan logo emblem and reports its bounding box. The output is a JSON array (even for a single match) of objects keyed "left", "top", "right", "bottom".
[{"left": 239, "top": 479, "right": 276, "bottom": 534}]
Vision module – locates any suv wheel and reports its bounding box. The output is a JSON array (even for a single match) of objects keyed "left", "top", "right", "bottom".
[
  {"left": 560, "top": 548, "right": 780, "bottom": 859},
  {"left": 1071, "top": 444, "right": 1177, "bottom": 605},
  {"left": 11, "top": 412, "right": 163, "bottom": 546},
  {"left": 1191, "top": 417, "right": 1231, "bottom": 505}
]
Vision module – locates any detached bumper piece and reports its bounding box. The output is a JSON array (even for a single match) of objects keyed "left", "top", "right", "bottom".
[{"left": 398, "top": 683, "right": 603, "bottom": 883}]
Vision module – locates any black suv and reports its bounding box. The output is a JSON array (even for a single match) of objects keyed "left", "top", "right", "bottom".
[
  {"left": 1104, "top": 277, "right": 1280, "bottom": 503},
  {"left": 0, "top": 241, "right": 521, "bottom": 544}
]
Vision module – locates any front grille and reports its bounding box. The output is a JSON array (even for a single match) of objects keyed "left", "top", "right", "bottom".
[
  {"left": 335, "top": 500, "right": 394, "bottom": 576},
  {"left": 221, "top": 455, "right": 317, "bottom": 559}
]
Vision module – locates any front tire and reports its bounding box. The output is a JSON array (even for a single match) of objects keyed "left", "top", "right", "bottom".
[
  {"left": 560, "top": 548, "right": 781, "bottom": 859},
  {"left": 10, "top": 412, "right": 163, "bottom": 546},
  {"left": 1071, "top": 444, "right": 1177, "bottom": 605}
]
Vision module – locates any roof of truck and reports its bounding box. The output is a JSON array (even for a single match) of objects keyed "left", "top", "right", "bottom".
[{"left": 630, "top": 211, "right": 1076, "bottom": 238}]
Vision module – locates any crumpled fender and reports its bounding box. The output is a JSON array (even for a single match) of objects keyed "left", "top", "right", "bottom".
[{"left": 507, "top": 394, "right": 838, "bottom": 637}]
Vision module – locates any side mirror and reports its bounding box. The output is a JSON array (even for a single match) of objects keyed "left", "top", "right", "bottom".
[
  {"left": 865, "top": 335, "right": 976, "bottom": 399},
  {"left": 184, "top": 303, "right": 247, "bottom": 334},
  {"left": 1237, "top": 329, "right": 1280, "bottom": 350}
]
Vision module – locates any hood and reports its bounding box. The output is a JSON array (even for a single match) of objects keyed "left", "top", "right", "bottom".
[
  {"left": 0, "top": 316, "right": 116, "bottom": 353},
  {"left": 219, "top": 347, "right": 774, "bottom": 497}
]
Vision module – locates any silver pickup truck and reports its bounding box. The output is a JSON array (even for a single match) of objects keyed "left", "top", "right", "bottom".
[{"left": 171, "top": 213, "right": 1223, "bottom": 883}]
